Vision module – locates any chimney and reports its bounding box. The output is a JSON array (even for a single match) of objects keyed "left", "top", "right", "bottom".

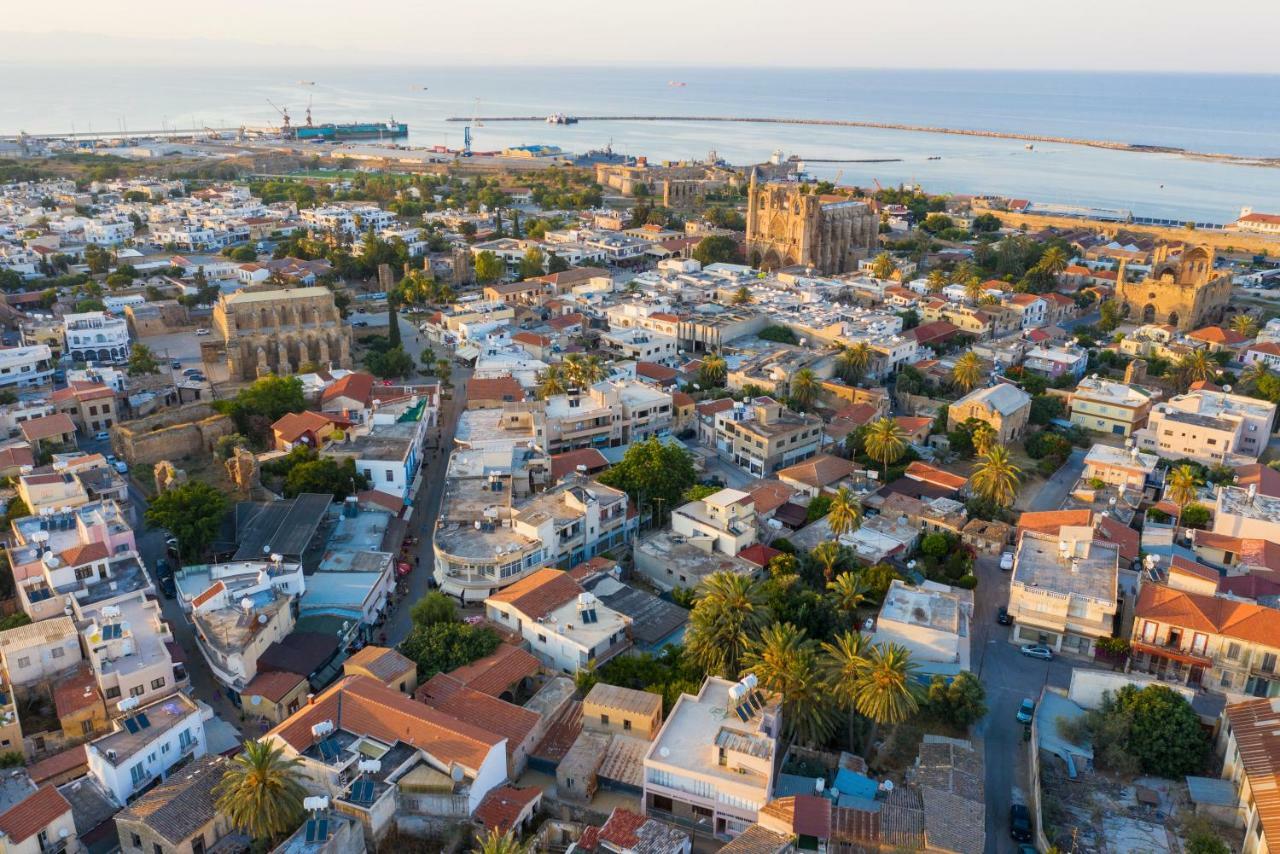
[
  {"left": 307, "top": 693, "right": 316, "bottom": 706},
  {"left": 1248, "top": 483, "right": 1258, "bottom": 503}
]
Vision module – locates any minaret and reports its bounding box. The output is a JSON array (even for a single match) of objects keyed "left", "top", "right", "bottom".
[{"left": 746, "top": 167, "right": 759, "bottom": 241}]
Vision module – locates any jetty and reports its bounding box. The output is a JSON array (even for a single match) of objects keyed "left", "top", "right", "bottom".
[{"left": 444, "top": 114, "right": 1280, "bottom": 167}]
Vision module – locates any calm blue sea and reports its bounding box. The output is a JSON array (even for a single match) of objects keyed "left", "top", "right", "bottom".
[{"left": 2, "top": 65, "right": 1279, "bottom": 223}]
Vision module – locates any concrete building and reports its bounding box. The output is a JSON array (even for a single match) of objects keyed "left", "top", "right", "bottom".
[
  {"left": 583, "top": 683, "right": 664, "bottom": 742},
  {"left": 869, "top": 580, "right": 972, "bottom": 677},
  {"left": 1083, "top": 444, "right": 1159, "bottom": 491},
  {"left": 1213, "top": 484, "right": 1280, "bottom": 542},
  {"left": 211, "top": 286, "right": 353, "bottom": 380},
  {"left": 669, "top": 488, "right": 759, "bottom": 558},
  {"left": 115, "top": 754, "right": 242, "bottom": 854},
  {"left": 745, "top": 176, "right": 877, "bottom": 274},
  {"left": 63, "top": 312, "right": 130, "bottom": 364},
  {"left": 1136, "top": 389, "right": 1276, "bottom": 465},
  {"left": 1219, "top": 698, "right": 1280, "bottom": 853},
  {"left": 643, "top": 676, "right": 781, "bottom": 840},
  {"left": 947, "top": 383, "right": 1032, "bottom": 444},
  {"left": 0, "top": 345, "right": 54, "bottom": 389},
  {"left": 1022, "top": 345, "right": 1088, "bottom": 381},
  {"left": 0, "top": 778, "right": 78, "bottom": 854},
  {"left": 85, "top": 692, "right": 206, "bottom": 805},
  {"left": 712, "top": 398, "right": 822, "bottom": 477},
  {"left": 51, "top": 382, "right": 117, "bottom": 437},
  {"left": 534, "top": 380, "right": 673, "bottom": 453},
  {"left": 187, "top": 573, "right": 297, "bottom": 697},
  {"left": 1007, "top": 527, "right": 1119, "bottom": 656},
  {"left": 0, "top": 617, "right": 82, "bottom": 687},
  {"left": 1069, "top": 376, "right": 1155, "bottom": 437}
]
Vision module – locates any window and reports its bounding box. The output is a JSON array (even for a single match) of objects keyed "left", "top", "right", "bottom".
[
  {"left": 81, "top": 720, "right": 93, "bottom": 736},
  {"left": 75, "top": 566, "right": 94, "bottom": 580},
  {"left": 15, "top": 656, "right": 29, "bottom": 669},
  {"left": 131, "top": 834, "right": 142, "bottom": 849},
  {"left": 130, "top": 763, "right": 146, "bottom": 785},
  {"left": 538, "top": 634, "right": 547, "bottom": 644},
  {"left": 179, "top": 729, "right": 194, "bottom": 750},
  {"left": 162, "top": 743, "right": 169, "bottom": 754},
  {"left": 718, "top": 746, "right": 727, "bottom": 766},
  {"left": 155, "top": 845, "right": 163, "bottom": 854},
  {"left": 651, "top": 795, "right": 673, "bottom": 813},
  {"left": 1264, "top": 653, "right": 1278, "bottom": 674},
  {"left": 623, "top": 719, "right": 632, "bottom": 731},
  {"left": 192, "top": 837, "right": 205, "bottom": 854},
  {"left": 130, "top": 685, "right": 145, "bottom": 697},
  {"left": 151, "top": 677, "right": 166, "bottom": 690},
  {"left": 1228, "top": 642, "right": 1242, "bottom": 661},
  {"left": 51, "top": 647, "right": 64, "bottom": 659},
  {"left": 105, "top": 686, "right": 121, "bottom": 699},
  {"left": 600, "top": 714, "right": 609, "bottom": 725}
]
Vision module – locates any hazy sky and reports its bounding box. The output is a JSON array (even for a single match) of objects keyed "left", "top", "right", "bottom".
[{"left": 4, "top": 0, "right": 1279, "bottom": 72}]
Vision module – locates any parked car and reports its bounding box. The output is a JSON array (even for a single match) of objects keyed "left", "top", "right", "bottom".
[
  {"left": 195, "top": 328, "right": 210, "bottom": 336},
  {"left": 93, "top": 430, "right": 110, "bottom": 442},
  {"left": 182, "top": 368, "right": 201, "bottom": 376},
  {"left": 1000, "top": 551, "right": 1015, "bottom": 571},
  {"left": 1009, "top": 804, "right": 1033, "bottom": 842},
  {"left": 997, "top": 605, "right": 1012, "bottom": 625},
  {"left": 114, "top": 461, "right": 129, "bottom": 474},
  {"left": 155, "top": 558, "right": 171, "bottom": 578},
  {"left": 171, "top": 360, "right": 182, "bottom": 369},
  {"left": 352, "top": 320, "right": 369, "bottom": 328},
  {"left": 1017, "top": 698, "right": 1036, "bottom": 724},
  {"left": 165, "top": 537, "right": 180, "bottom": 557},
  {"left": 1020, "top": 644, "right": 1054, "bottom": 661},
  {"left": 158, "top": 574, "right": 176, "bottom": 599}
]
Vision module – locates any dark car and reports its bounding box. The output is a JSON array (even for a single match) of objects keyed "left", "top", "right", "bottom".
[
  {"left": 155, "top": 558, "right": 171, "bottom": 578},
  {"left": 997, "top": 606, "right": 1012, "bottom": 625},
  {"left": 171, "top": 360, "right": 182, "bottom": 369},
  {"left": 158, "top": 574, "right": 176, "bottom": 599},
  {"left": 1009, "top": 804, "right": 1033, "bottom": 842}
]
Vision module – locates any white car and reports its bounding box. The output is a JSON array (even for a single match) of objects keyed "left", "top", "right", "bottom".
[
  {"left": 195, "top": 327, "right": 210, "bottom": 336},
  {"left": 1000, "top": 551, "right": 1015, "bottom": 571}
]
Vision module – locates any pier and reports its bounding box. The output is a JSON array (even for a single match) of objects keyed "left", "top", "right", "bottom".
[{"left": 445, "top": 114, "right": 1280, "bottom": 168}]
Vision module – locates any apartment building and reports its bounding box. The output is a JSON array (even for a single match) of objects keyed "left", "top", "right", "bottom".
[
  {"left": 1083, "top": 444, "right": 1159, "bottom": 491},
  {"left": 869, "top": 580, "right": 972, "bottom": 677},
  {"left": 485, "top": 568, "right": 632, "bottom": 674},
  {"left": 1212, "top": 484, "right": 1280, "bottom": 543},
  {"left": 1135, "top": 389, "right": 1276, "bottom": 465},
  {"left": 535, "top": 380, "right": 673, "bottom": 453},
  {"left": 0, "top": 617, "right": 82, "bottom": 687},
  {"left": 51, "top": 381, "right": 117, "bottom": 436},
  {"left": 1069, "top": 376, "right": 1155, "bottom": 437},
  {"left": 62, "top": 312, "right": 130, "bottom": 364},
  {"left": 643, "top": 676, "right": 781, "bottom": 840},
  {"left": 1023, "top": 345, "right": 1088, "bottom": 381},
  {"left": 78, "top": 592, "right": 179, "bottom": 709},
  {"left": 299, "top": 205, "right": 395, "bottom": 234},
  {"left": 0, "top": 345, "right": 54, "bottom": 389},
  {"left": 712, "top": 397, "right": 822, "bottom": 477},
  {"left": 1219, "top": 698, "right": 1280, "bottom": 853},
  {"left": 1006, "top": 293, "right": 1048, "bottom": 328},
  {"left": 670, "top": 488, "right": 759, "bottom": 557},
  {"left": 85, "top": 693, "right": 206, "bottom": 805},
  {"left": 188, "top": 579, "right": 295, "bottom": 697},
  {"left": 947, "top": 383, "right": 1032, "bottom": 444},
  {"left": 1007, "top": 527, "right": 1119, "bottom": 656},
  {"left": 598, "top": 327, "right": 678, "bottom": 364}
]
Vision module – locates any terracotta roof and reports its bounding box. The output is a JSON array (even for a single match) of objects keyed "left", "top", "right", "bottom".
[
  {"left": 908, "top": 320, "right": 961, "bottom": 345},
  {"left": 1188, "top": 326, "right": 1247, "bottom": 346},
  {"left": 344, "top": 645, "right": 414, "bottom": 684},
  {"left": 894, "top": 415, "right": 933, "bottom": 434},
  {"left": 512, "top": 331, "right": 551, "bottom": 347},
  {"left": 1235, "top": 463, "right": 1280, "bottom": 498},
  {"left": 486, "top": 568, "right": 582, "bottom": 620},
  {"left": 737, "top": 544, "right": 783, "bottom": 568},
  {"left": 671, "top": 390, "right": 694, "bottom": 408},
  {"left": 1249, "top": 341, "right": 1280, "bottom": 357},
  {"left": 529, "top": 267, "right": 609, "bottom": 286},
  {"left": 649, "top": 312, "right": 681, "bottom": 322},
  {"left": 59, "top": 541, "right": 109, "bottom": 567},
  {"left": 550, "top": 448, "right": 609, "bottom": 480},
  {"left": 1136, "top": 583, "right": 1280, "bottom": 646},
  {"left": 778, "top": 454, "right": 857, "bottom": 488},
  {"left": 547, "top": 312, "right": 585, "bottom": 331},
  {"left": 473, "top": 785, "right": 542, "bottom": 835},
  {"left": 1094, "top": 515, "right": 1139, "bottom": 562},
  {"left": 446, "top": 643, "right": 541, "bottom": 696},
  {"left": 1009, "top": 293, "right": 1042, "bottom": 306},
  {"left": 269, "top": 675, "right": 502, "bottom": 772},
  {"left": 356, "top": 489, "right": 404, "bottom": 514},
  {"left": 27, "top": 745, "right": 86, "bottom": 786},
  {"left": 747, "top": 480, "right": 795, "bottom": 515},
  {"left": 322, "top": 372, "right": 375, "bottom": 407},
  {"left": 191, "top": 580, "right": 225, "bottom": 609},
  {"left": 243, "top": 669, "right": 307, "bottom": 704},
  {"left": 1223, "top": 697, "right": 1280, "bottom": 844},
  {"left": 0, "top": 445, "right": 34, "bottom": 470},
  {"left": 1016, "top": 509, "right": 1093, "bottom": 536},
  {"left": 271, "top": 411, "right": 338, "bottom": 444},
  {"left": 0, "top": 785, "right": 71, "bottom": 844},
  {"left": 53, "top": 666, "right": 101, "bottom": 718},
  {"left": 568, "top": 556, "right": 616, "bottom": 581},
  {"left": 467, "top": 375, "right": 526, "bottom": 403},
  {"left": 1168, "top": 555, "right": 1220, "bottom": 584},
  {"left": 20, "top": 413, "right": 76, "bottom": 442},
  {"left": 696, "top": 397, "right": 735, "bottom": 417},
  {"left": 597, "top": 808, "right": 649, "bottom": 849},
  {"left": 1238, "top": 212, "right": 1280, "bottom": 225},
  {"left": 904, "top": 461, "right": 968, "bottom": 491},
  {"left": 415, "top": 674, "right": 539, "bottom": 759},
  {"left": 761, "top": 794, "right": 833, "bottom": 838},
  {"left": 636, "top": 361, "right": 678, "bottom": 382}
]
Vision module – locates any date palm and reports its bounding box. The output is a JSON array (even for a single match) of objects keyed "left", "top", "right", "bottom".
[
  {"left": 1231, "top": 313, "right": 1259, "bottom": 338},
  {"left": 853, "top": 642, "right": 921, "bottom": 725},
  {"left": 473, "top": 829, "right": 532, "bottom": 854},
  {"left": 743, "top": 622, "right": 837, "bottom": 746},
  {"left": 1177, "top": 349, "right": 1214, "bottom": 388},
  {"left": 971, "top": 446, "right": 1022, "bottom": 508},
  {"left": 972, "top": 422, "right": 997, "bottom": 457},
  {"left": 214, "top": 739, "right": 307, "bottom": 842},
  {"left": 826, "top": 486, "right": 862, "bottom": 539},
  {"left": 952, "top": 352, "right": 983, "bottom": 392},
  {"left": 1166, "top": 464, "right": 1202, "bottom": 530},
  {"left": 698, "top": 353, "right": 727, "bottom": 389},
  {"left": 536, "top": 365, "right": 566, "bottom": 399},
  {"left": 836, "top": 342, "right": 874, "bottom": 384},
  {"left": 864, "top": 417, "right": 907, "bottom": 478},
  {"left": 869, "top": 252, "right": 897, "bottom": 280},
  {"left": 1242, "top": 359, "right": 1272, "bottom": 392},
  {"left": 964, "top": 276, "right": 985, "bottom": 304},
  {"left": 685, "top": 572, "right": 770, "bottom": 679},
  {"left": 827, "top": 571, "right": 870, "bottom": 620},
  {"left": 926, "top": 269, "right": 948, "bottom": 294},
  {"left": 810, "top": 540, "right": 844, "bottom": 585},
  {"left": 822, "top": 629, "right": 872, "bottom": 747},
  {"left": 1037, "top": 245, "right": 1069, "bottom": 276},
  {"left": 789, "top": 368, "right": 820, "bottom": 411}
]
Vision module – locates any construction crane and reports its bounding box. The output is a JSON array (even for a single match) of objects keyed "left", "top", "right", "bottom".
[
  {"left": 873, "top": 177, "right": 884, "bottom": 193},
  {"left": 267, "top": 99, "right": 291, "bottom": 133},
  {"left": 304, "top": 93, "right": 314, "bottom": 128}
]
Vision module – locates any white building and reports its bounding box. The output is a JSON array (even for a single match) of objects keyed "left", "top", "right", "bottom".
[
  {"left": 300, "top": 205, "right": 395, "bottom": 235},
  {"left": 869, "top": 580, "right": 972, "bottom": 676},
  {"left": 669, "top": 488, "right": 758, "bottom": 557},
  {"left": 0, "top": 616, "right": 82, "bottom": 687},
  {"left": 0, "top": 345, "right": 54, "bottom": 388},
  {"left": 1135, "top": 389, "right": 1277, "bottom": 465},
  {"left": 83, "top": 220, "right": 135, "bottom": 246},
  {"left": 63, "top": 312, "right": 131, "bottom": 363},
  {"left": 86, "top": 692, "right": 206, "bottom": 805}
]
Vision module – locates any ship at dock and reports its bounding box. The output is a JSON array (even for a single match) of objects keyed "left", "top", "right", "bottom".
[{"left": 293, "top": 118, "right": 409, "bottom": 140}]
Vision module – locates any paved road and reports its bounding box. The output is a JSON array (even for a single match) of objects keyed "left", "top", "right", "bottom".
[
  {"left": 1059, "top": 309, "right": 1100, "bottom": 332},
  {"left": 1025, "top": 448, "right": 1086, "bottom": 512}
]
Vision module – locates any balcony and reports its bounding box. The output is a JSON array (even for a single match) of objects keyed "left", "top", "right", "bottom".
[{"left": 1132, "top": 640, "right": 1212, "bottom": 668}]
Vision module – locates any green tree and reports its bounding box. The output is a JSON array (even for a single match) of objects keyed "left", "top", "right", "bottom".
[
  {"left": 214, "top": 375, "right": 306, "bottom": 446},
  {"left": 596, "top": 436, "right": 697, "bottom": 516},
  {"left": 1098, "top": 299, "right": 1122, "bottom": 333},
  {"left": 951, "top": 352, "right": 983, "bottom": 392},
  {"left": 400, "top": 621, "right": 501, "bottom": 680},
  {"left": 214, "top": 740, "right": 306, "bottom": 842},
  {"left": 835, "top": 342, "right": 874, "bottom": 384},
  {"left": 920, "top": 213, "right": 954, "bottom": 234},
  {"left": 825, "top": 486, "right": 862, "bottom": 539},
  {"left": 789, "top": 368, "right": 820, "bottom": 411},
  {"left": 732, "top": 285, "right": 752, "bottom": 305},
  {"left": 473, "top": 250, "right": 505, "bottom": 283},
  {"left": 83, "top": 243, "right": 112, "bottom": 275},
  {"left": 863, "top": 417, "right": 907, "bottom": 478},
  {"left": 821, "top": 629, "right": 872, "bottom": 747},
  {"left": 1037, "top": 245, "right": 1069, "bottom": 276},
  {"left": 697, "top": 354, "right": 728, "bottom": 389},
  {"left": 365, "top": 345, "right": 413, "bottom": 379},
  {"left": 387, "top": 292, "right": 402, "bottom": 349},
  {"left": 517, "top": 247, "right": 546, "bottom": 280},
  {"left": 282, "top": 457, "right": 367, "bottom": 499},
  {"left": 227, "top": 245, "right": 257, "bottom": 263},
  {"left": 471, "top": 829, "right": 531, "bottom": 854},
  {"left": 1176, "top": 349, "right": 1215, "bottom": 388},
  {"left": 743, "top": 622, "right": 837, "bottom": 745},
  {"left": 869, "top": 252, "right": 897, "bottom": 279},
  {"left": 924, "top": 671, "right": 987, "bottom": 727},
  {"left": 126, "top": 343, "right": 160, "bottom": 376},
  {"left": 546, "top": 251, "right": 570, "bottom": 274},
  {"left": 1231, "top": 313, "right": 1259, "bottom": 338},
  {"left": 4, "top": 495, "right": 31, "bottom": 526},
  {"left": 1166, "top": 464, "right": 1202, "bottom": 529},
  {"left": 925, "top": 269, "right": 948, "bottom": 294},
  {"left": 684, "top": 572, "right": 770, "bottom": 679},
  {"left": 692, "top": 235, "right": 740, "bottom": 266},
  {"left": 809, "top": 540, "right": 845, "bottom": 586},
  {"left": 145, "top": 482, "right": 229, "bottom": 559},
  {"left": 411, "top": 591, "right": 458, "bottom": 627},
  {"left": 852, "top": 642, "right": 921, "bottom": 725},
  {"left": 1074, "top": 685, "right": 1208, "bottom": 778},
  {"left": 826, "top": 572, "right": 869, "bottom": 621},
  {"left": 971, "top": 446, "right": 1022, "bottom": 508}
]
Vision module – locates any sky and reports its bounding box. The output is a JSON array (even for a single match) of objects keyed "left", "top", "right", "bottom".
[{"left": 3, "top": 0, "right": 1279, "bottom": 72}]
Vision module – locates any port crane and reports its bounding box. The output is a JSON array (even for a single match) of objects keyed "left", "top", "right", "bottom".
[
  {"left": 304, "top": 93, "right": 314, "bottom": 128},
  {"left": 267, "top": 99, "right": 291, "bottom": 132}
]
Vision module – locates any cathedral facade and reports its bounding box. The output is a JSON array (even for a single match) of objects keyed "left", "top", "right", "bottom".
[
  {"left": 212, "top": 286, "right": 353, "bottom": 380},
  {"left": 745, "top": 173, "right": 878, "bottom": 274},
  {"left": 1115, "top": 245, "right": 1232, "bottom": 331}
]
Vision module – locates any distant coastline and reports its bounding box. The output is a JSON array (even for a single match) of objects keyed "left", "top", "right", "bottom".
[{"left": 448, "top": 114, "right": 1280, "bottom": 168}]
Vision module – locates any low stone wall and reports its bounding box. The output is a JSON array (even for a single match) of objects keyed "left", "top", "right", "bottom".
[{"left": 112, "top": 402, "right": 235, "bottom": 465}]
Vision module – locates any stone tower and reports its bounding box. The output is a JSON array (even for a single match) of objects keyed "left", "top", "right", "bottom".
[
  {"left": 1115, "top": 244, "right": 1231, "bottom": 331},
  {"left": 745, "top": 174, "right": 877, "bottom": 274}
]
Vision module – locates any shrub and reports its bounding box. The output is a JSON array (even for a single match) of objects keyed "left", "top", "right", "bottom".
[{"left": 953, "top": 575, "right": 978, "bottom": 589}]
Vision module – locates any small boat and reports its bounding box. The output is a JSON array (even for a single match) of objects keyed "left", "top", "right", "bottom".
[
  {"left": 668, "top": 80, "right": 687, "bottom": 87},
  {"left": 927, "top": 155, "right": 941, "bottom": 160},
  {"left": 1025, "top": 143, "right": 1034, "bottom": 150},
  {"left": 297, "top": 80, "right": 315, "bottom": 86}
]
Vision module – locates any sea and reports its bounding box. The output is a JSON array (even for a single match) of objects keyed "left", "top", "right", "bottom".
[{"left": 2, "top": 65, "right": 1279, "bottom": 224}]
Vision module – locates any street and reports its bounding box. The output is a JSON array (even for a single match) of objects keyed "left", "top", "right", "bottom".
[{"left": 1025, "top": 447, "right": 1085, "bottom": 512}]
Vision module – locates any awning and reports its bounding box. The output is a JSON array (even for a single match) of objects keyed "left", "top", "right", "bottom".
[{"left": 1133, "top": 641, "right": 1211, "bottom": 667}]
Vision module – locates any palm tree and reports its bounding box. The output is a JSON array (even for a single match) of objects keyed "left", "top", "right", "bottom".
[
  {"left": 1037, "top": 245, "right": 1069, "bottom": 276},
  {"left": 952, "top": 352, "right": 983, "bottom": 392},
  {"left": 972, "top": 422, "right": 997, "bottom": 457},
  {"left": 926, "top": 269, "right": 948, "bottom": 294},
  {"left": 472, "top": 829, "right": 532, "bottom": 854},
  {"left": 537, "top": 365, "right": 566, "bottom": 399},
  {"left": 1242, "top": 359, "right": 1273, "bottom": 392},
  {"left": 1166, "top": 464, "right": 1202, "bottom": 530},
  {"left": 698, "top": 354, "right": 727, "bottom": 389},
  {"left": 214, "top": 740, "right": 307, "bottom": 842},
  {"left": 964, "top": 276, "right": 985, "bottom": 304},
  {"left": 733, "top": 285, "right": 752, "bottom": 305},
  {"left": 685, "top": 572, "right": 770, "bottom": 679},
  {"left": 869, "top": 252, "right": 897, "bottom": 280},
  {"left": 853, "top": 642, "right": 921, "bottom": 725},
  {"left": 1231, "top": 313, "right": 1259, "bottom": 338},
  {"left": 580, "top": 354, "right": 606, "bottom": 385},
  {"left": 971, "top": 446, "right": 1022, "bottom": 508},
  {"left": 790, "top": 368, "right": 820, "bottom": 411},
  {"left": 863, "top": 417, "right": 907, "bottom": 478},
  {"left": 949, "top": 261, "right": 974, "bottom": 285},
  {"left": 810, "top": 540, "right": 844, "bottom": 584},
  {"left": 826, "top": 486, "right": 862, "bottom": 539},
  {"left": 822, "top": 630, "right": 872, "bottom": 746},
  {"left": 743, "top": 622, "right": 837, "bottom": 746},
  {"left": 836, "top": 342, "right": 874, "bottom": 384},
  {"left": 1177, "top": 349, "right": 1214, "bottom": 388},
  {"left": 827, "top": 571, "right": 870, "bottom": 619}
]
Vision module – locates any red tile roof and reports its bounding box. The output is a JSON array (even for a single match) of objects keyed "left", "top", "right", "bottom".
[
  {"left": 1136, "top": 583, "right": 1280, "bottom": 646},
  {"left": 1222, "top": 697, "right": 1280, "bottom": 843},
  {"left": 636, "top": 362, "right": 678, "bottom": 382},
  {"left": 737, "top": 544, "right": 782, "bottom": 568},
  {"left": 550, "top": 448, "right": 609, "bottom": 480},
  {"left": 344, "top": 645, "right": 415, "bottom": 684},
  {"left": 904, "top": 461, "right": 968, "bottom": 491},
  {"left": 486, "top": 568, "right": 582, "bottom": 620},
  {"left": 473, "top": 785, "right": 542, "bottom": 836},
  {"left": 446, "top": 643, "right": 541, "bottom": 696},
  {"left": 271, "top": 411, "right": 339, "bottom": 444},
  {"left": 748, "top": 480, "right": 795, "bottom": 515},
  {"left": 1188, "top": 326, "right": 1247, "bottom": 346},
  {"left": 512, "top": 331, "right": 551, "bottom": 348},
  {"left": 908, "top": 320, "right": 961, "bottom": 346},
  {"left": 0, "top": 445, "right": 34, "bottom": 470},
  {"left": 547, "top": 312, "right": 585, "bottom": 331},
  {"left": 415, "top": 674, "right": 539, "bottom": 760},
  {"left": 27, "top": 745, "right": 86, "bottom": 786},
  {"left": 59, "top": 541, "right": 110, "bottom": 568},
  {"left": 1235, "top": 463, "right": 1280, "bottom": 498},
  {"left": 191, "top": 580, "right": 226, "bottom": 609},
  {"left": 20, "top": 413, "right": 76, "bottom": 442},
  {"left": 322, "top": 372, "right": 376, "bottom": 407},
  {"left": 695, "top": 397, "right": 735, "bottom": 417},
  {"left": 778, "top": 454, "right": 857, "bottom": 488},
  {"left": 598, "top": 808, "right": 649, "bottom": 850},
  {"left": 671, "top": 390, "right": 694, "bottom": 408},
  {"left": 53, "top": 666, "right": 101, "bottom": 718},
  {"left": 467, "top": 375, "right": 526, "bottom": 403},
  {"left": 0, "top": 785, "right": 71, "bottom": 844},
  {"left": 244, "top": 670, "right": 308, "bottom": 704}
]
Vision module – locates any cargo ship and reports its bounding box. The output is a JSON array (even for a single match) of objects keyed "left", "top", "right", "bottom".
[{"left": 293, "top": 117, "right": 409, "bottom": 140}]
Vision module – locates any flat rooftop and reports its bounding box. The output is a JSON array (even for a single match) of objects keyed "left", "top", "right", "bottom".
[
  {"left": 454, "top": 408, "right": 536, "bottom": 448},
  {"left": 192, "top": 591, "right": 290, "bottom": 655},
  {"left": 647, "top": 677, "right": 777, "bottom": 789},
  {"left": 878, "top": 580, "right": 963, "bottom": 634},
  {"left": 91, "top": 693, "right": 199, "bottom": 766},
  {"left": 1013, "top": 529, "right": 1118, "bottom": 603},
  {"left": 1084, "top": 444, "right": 1158, "bottom": 472},
  {"left": 636, "top": 531, "right": 758, "bottom": 586},
  {"left": 1219, "top": 485, "right": 1280, "bottom": 521}
]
